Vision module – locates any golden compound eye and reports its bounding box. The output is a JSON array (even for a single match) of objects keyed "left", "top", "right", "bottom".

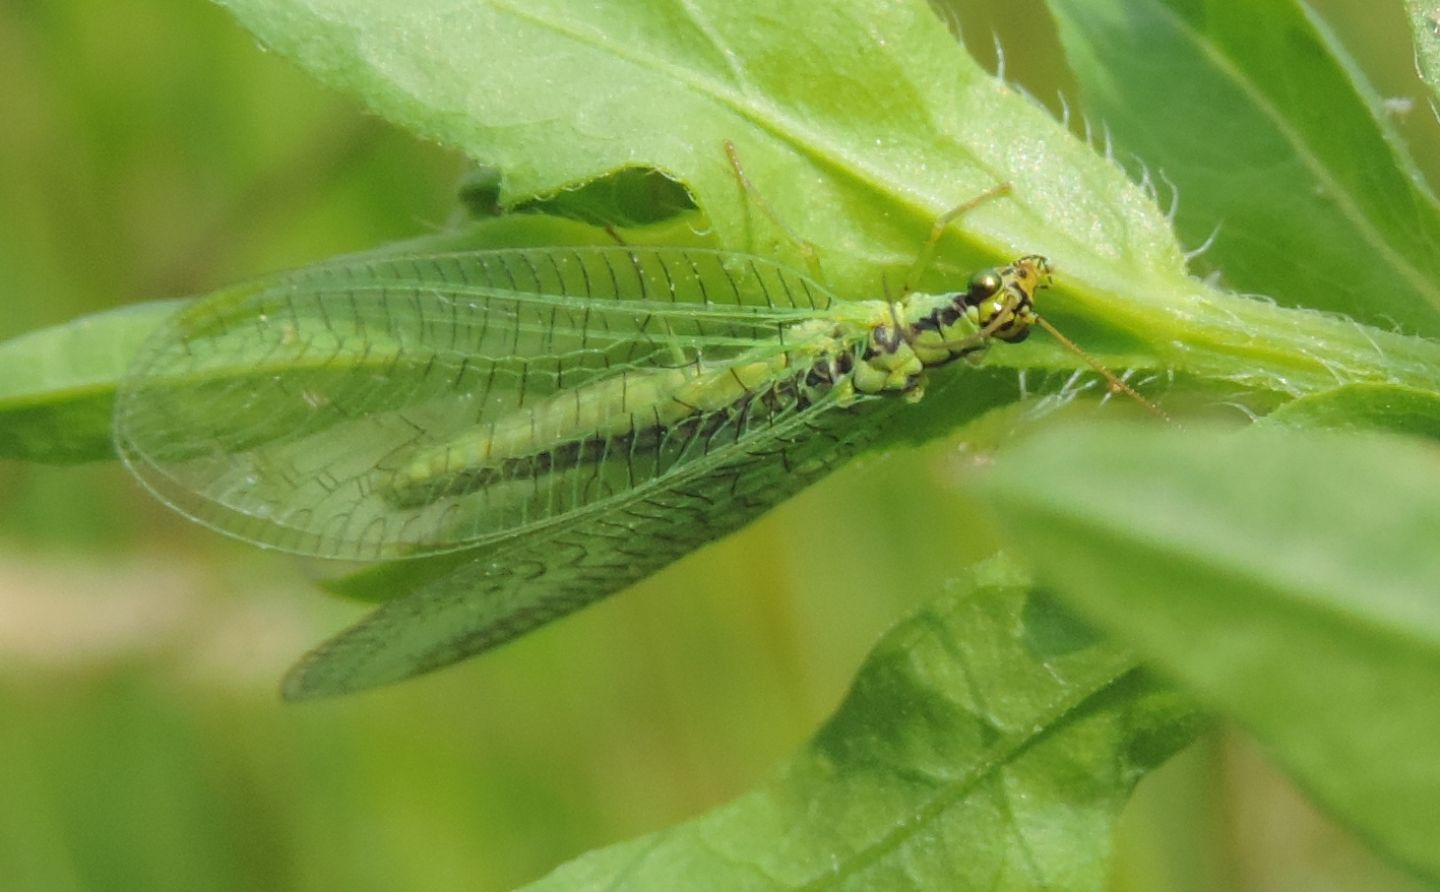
[{"left": 965, "top": 269, "right": 1003, "bottom": 305}]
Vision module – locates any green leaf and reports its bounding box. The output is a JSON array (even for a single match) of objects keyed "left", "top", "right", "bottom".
[
  {"left": 1049, "top": 0, "right": 1440, "bottom": 335},
  {"left": 213, "top": 0, "right": 1440, "bottom": 424},
  {"left": 1408, "top": 1, "right": 1440, "bottom": 107},
  {"left": 520, "top": 168, "right": 697, "bottom": 228},
  {"left": 213, "top": 0, "right": 1190, "bottom": 350},
  {"left": 456, "top": 166, "right": 697, "bottom": 227},
  {"left": 979, "top": 423, "right": 1440, "bottom": 883},
  {"left": 0, "top": 300, "right": 181, "bottom": 463},
  {"left": 1265, "top": 382, "right": 1440, "bottom": 438},
  {"left": 0, "top": 213, "right": 677, "bottom": 465},
  {"left": 522, "top": 560, "right": 1202, "bottom": 891},
  {"left": 12, "top": 1, "right": 1440, "bottom": 473}
]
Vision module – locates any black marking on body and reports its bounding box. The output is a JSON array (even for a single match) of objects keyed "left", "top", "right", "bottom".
[
  {"left": 912, "top": 302, "right": 964, "bottom": 335},
  {"left": 870, "top": 324, "right": 903, "bottom": 354}
]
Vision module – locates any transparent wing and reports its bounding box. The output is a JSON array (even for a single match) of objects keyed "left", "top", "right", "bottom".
[
  {"left": 282, "top": 386, "right": 901, "bottom": 699},
  {"left": 115, "top": 247, "right": 837, "bottom": 560}
]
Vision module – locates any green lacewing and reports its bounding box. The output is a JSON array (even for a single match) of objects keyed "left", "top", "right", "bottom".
[{"left": 115, "top": 245, "right": 1068, "bottom": 698}]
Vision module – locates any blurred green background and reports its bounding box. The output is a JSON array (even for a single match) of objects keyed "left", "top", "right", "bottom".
[{"left": 0, "top": 1, "right": 1431, "bottom": 889}]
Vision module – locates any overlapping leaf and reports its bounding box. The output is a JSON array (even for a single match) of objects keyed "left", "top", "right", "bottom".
[
  {"left": 982, "top": 424, "right": 1440, "bottom": 883},
  {"left": 1050, "top": 0, "right": 1440, "bottom": 335},
  {"left": 524, "top": 563, "right": 1200, "bottom": 892}
]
